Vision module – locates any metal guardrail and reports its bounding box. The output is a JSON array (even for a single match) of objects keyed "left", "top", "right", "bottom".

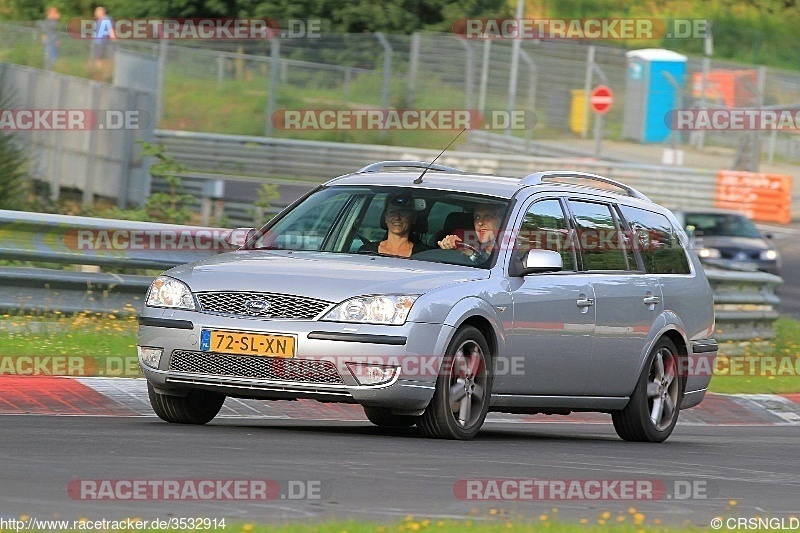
[
  {"left": 149, "top": 172, "right": 292, "bottom": 227},
  {"left": 0, "top": 266, "right": 152, "bottom": 316},
  {"left": 0, "top": 210, "right": 228, "bottom": 270},
  {"left": 0, "top": 211, "right": 783, "bottom": 346},
  {"left": 704, "top": 267, "right": 783, "bottom": 343},
  {"left": 0, "top": 210, "right": 231, "bottom": 315},
  {"left": 152, "top": 129, "right": 723, "bottom": 216}
]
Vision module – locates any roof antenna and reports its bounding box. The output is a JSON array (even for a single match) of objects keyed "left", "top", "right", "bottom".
[{"left": 414, "top": 127, "right": 467, "bottom": 184}]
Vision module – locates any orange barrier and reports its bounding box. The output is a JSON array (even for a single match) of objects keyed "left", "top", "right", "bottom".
[
  {"left": 692, "top": 70, "right": 759, "bottom": 107},
  {"left": 715, "top": 170, "right": 793, "bottom": 224}
]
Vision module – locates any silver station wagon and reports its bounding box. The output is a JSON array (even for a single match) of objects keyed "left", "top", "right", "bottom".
[{"left": 138, "top": 161, "right": 718, "bottom": 441}]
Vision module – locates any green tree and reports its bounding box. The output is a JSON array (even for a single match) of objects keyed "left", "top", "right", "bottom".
[
  {"left": 0, "top": 76, "right": 29, "bottom": 210},
  {"left": 98, "top": 0, "right": 510, "bottom": 33},
  {"left": 136, "top": 141, "right": 194, "bottom": 224},
  {"left": 0, "top": 0, "right": 93, "bottom": 20},
  {"left": 248, "top": 182, "right": 279, "bottom": 226}
]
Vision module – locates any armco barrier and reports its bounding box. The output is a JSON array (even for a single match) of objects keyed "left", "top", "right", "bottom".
[
  {"left": 0, "top": 267, "right": 152, "bottom": 316},
  {"left": 704, "top": 267, "right": 783, "bottom": 342},
  {"left": 0, "top": 210, "right": 231, "bottom": 315},
  {"left": 0, "top": 210, "right": 232, "bottom": 270},
  {"left": 0, "top": 212, "right": 783, "bottom": 345},
  {"left": 152, "top": 129, "right": 724, "bottom": 214}
]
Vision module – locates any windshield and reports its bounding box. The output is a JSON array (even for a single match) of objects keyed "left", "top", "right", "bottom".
[
  {"left": 245, "top": 185, "right": 510, "bottom": 268},
  {"left": 684, "top": 213, "right": 762, "bottom": 239}
]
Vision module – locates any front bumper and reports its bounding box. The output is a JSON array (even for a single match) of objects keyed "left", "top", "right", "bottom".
[
  {"left": 701, "top": 257, "right": 781, "bottom": 276},
  {"left": 138, "top": 309, "right": 451, "bottom": 411}
]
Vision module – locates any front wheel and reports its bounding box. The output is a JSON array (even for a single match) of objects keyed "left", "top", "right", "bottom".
[
  {"left": 612, "top": 338, "right": 684, "bottom": 442},
  {"left": 418, "top": 326, "right": 492, "bottom": 440},
  {"left": 147, "top": 383, "right": 225, "bottom": 425}
]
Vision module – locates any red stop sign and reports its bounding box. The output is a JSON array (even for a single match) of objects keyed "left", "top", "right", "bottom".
[{"left": 590, "top": 85, "right": 613, "bottom": 114}]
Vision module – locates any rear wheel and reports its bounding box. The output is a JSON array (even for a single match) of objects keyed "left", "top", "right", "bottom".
[
  {"left": 612, "top": 338, "right": 683, "bottom": 442},
  {"left": 147, "top": 383, "right": 225, "bottom": 425},
  {"left": 418, "top": 326, "right": 492, "bottom": 440},
  {"left": 363, "top": 406, "right": 417, "bottom": 427}
]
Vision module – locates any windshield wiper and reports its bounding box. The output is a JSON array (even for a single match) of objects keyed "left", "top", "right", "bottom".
[{"left": 356, "top": 250, "right": 418, "bottom": 259}]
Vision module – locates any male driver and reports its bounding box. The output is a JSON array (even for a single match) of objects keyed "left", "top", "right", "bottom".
[{"left": 437, "top": 204, "right": 503, "bottom": 263}]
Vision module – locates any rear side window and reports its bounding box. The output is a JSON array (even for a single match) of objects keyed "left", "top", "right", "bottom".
[
  {"left": 568, "top": 200, "right": 631, "bottom": 271},
  {"left": 619, "top": 205, "right": 691, "bottom": 274}
]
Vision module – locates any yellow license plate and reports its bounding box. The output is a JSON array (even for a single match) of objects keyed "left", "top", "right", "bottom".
[{"left": 201, "top": 330, "right": 295, "bottom": 358}]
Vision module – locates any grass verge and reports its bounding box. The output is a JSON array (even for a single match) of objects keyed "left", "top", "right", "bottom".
[
  {"left": 708, "top": 317, "right": 800, "bottom": 394},
  {"left": 223, "top": 515, "right": 713, "bottom": 532},
  {"left": 18, "top": 516, "right": 715, "bottom": 532},
  {"left": 0, "top": 312, "right": 140, "bottom": 377}
]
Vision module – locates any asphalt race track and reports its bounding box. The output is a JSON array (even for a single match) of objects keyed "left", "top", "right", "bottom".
[
  {"left": 1, "top": 409, "right": 799, "bottom": 528},
  {"left": 0, "top": 226, "right": 797, "bottom": 529}
]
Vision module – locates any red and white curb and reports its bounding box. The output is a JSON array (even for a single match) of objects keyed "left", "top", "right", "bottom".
[{"left": 1, "top": 376, "right": 799, "bottom": 426}]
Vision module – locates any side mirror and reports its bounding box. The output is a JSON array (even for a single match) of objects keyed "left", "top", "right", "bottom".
[
  {"left": 226, "top": 227, "right": 256, "bottom": 248},
  {"left": 510, "top": 249, "right": 563, "bottom": 276}
]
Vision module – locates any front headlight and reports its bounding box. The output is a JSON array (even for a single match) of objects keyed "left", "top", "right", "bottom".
[
  {"left": 146, "top": 276, "right": 196, "bottom": 310},
  {"left": 696, "top": 247, "right": 721, "bottom": 259},
  {"left": 321, "top": 295, "right": 419, "bottom": 325},
  {"left": 760, "top": 249, "right": 779, "bottom": 261}
]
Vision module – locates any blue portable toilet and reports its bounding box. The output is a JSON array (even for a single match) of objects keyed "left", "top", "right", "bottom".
[{"left": 622, "top": 49, "right": 687, "bottom": 143}]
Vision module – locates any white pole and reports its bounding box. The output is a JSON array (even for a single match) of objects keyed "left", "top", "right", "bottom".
[
  {"left": 506, "top": 0, "right": 524, "bottom": 135},
  {"left": 478, "top": 39, "right": 491, "bottom": 112}
]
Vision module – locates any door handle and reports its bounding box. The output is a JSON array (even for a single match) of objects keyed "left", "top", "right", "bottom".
[
  {"left": 576, "top": 297, "right": 594, "bottom": 308},
  {"left": 643, "top": 295, "right": 660, "bottom": 305}
]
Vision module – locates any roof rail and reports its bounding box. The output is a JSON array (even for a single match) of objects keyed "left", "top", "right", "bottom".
[
  {"left": 520, "top": 170, "right": 651, "bottom": 201},
  {"left": 357, "top": 160, "right": 465, "bottom": 174}
]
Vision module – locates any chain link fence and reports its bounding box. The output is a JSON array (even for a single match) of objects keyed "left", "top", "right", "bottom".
[{"left": 2, "top": 21, "right": 800, "bottom": 170}]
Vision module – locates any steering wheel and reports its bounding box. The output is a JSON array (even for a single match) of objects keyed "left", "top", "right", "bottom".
[{"left": 455, "top": 241, "right": 480, "bottom": 255}]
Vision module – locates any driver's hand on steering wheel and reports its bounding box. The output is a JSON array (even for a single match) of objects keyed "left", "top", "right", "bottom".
[
  {"left": 437, "top": 234, "right": 461, "bottom": 250},
  {"left": 438, "top": 234, "right": 478, "bottom": 256}
]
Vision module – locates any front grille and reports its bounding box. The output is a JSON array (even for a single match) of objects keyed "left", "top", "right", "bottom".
[
  {"left": 717, "top": 248, "right": 758, "bottom": 260},
  {"left": 169, "top": 350, "right": 345, "bottom": 384},
  {"left": 195, "top": 292, "right": 332, "bottom": 319}
]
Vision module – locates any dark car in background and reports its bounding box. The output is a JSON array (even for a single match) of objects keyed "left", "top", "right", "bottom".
[{"left": 672, "top": 208, "right": 782, "bottom": 275}]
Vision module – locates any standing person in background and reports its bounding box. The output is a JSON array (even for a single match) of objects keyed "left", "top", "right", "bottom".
[
  {"left": 39, "top": 6, "right": 60, "bottom": 70},
  {"left": 89, "top": 6, "right": 116, "bottom": 81}
]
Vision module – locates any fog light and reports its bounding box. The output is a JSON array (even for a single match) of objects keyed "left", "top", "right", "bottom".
[
  {"left": 346, "top": 363, "right": 399, "bottom": 386},
  {"left": 137, "top": 346, "right": 163, "bottom": 369}
]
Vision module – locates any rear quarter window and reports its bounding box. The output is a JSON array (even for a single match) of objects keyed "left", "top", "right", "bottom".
[
  {"left": 619, "top": 205, "right": 691, "bottom": 274},
  {"left": 567, "top": 200, "right": 632, "bottom": 271}
]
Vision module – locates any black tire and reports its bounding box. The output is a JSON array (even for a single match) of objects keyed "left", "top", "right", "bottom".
[
  {"left": 612, "top": 338, "right": 684, "bottom": 443},
  {"left": 418, "top": 326, "right": 492, "bottom": 440},
  {"left": 363, "top": 406, "right": 417, "bottom": 427},
  {"left": 147, "top": 383, "right": 225, "bottom": 425}
]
